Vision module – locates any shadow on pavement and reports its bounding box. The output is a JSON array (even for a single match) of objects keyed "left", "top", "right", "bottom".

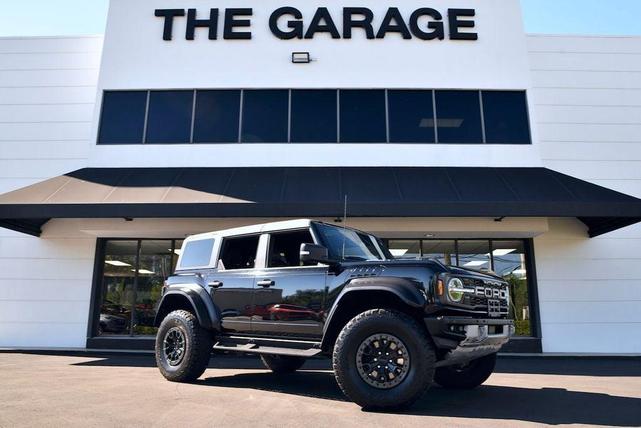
[
  {"left": 69, "top": 354, "right": 641, "bottom": 377},
  {"left": 200, "top": 370, "right": 641, "bottom": 427},
  {"left": 495, "top": 358, "right": 641, "bottom": 377}
]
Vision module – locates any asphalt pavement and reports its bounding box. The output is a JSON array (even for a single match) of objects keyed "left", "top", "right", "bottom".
[{"left": 0, "top": 352, "right": 640, "bottom": 427}]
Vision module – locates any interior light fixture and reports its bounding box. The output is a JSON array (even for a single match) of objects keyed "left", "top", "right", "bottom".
[
  {"left": 390, "top": 249, "right": 409, "bottom": 257},
  {"left": 105, "top": 260, "right": 132, "bottom": 267},
  {"left": 133, "top": 269, "right": 156, "bottom": 275},
  {"left": 464, "top": 260, "right": 488, "bottom": 267},
  {"left": 492, "top": 249, "right": 516, "bottom": 257}
]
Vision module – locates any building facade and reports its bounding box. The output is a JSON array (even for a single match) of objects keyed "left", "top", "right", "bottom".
[{"left": 1, "top": 0, "right": 640, "bottom": 353}]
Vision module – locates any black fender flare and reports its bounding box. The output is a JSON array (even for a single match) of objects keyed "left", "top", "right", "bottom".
[
  {"left": 154, "top": 284, "right": 221, "bottom": 331},
  {"left": 321, "top": 276, "right": 426, "bottom": 347}
]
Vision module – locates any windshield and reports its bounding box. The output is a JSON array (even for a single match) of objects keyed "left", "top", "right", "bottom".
[{"left": 314, "top": 223, "right": 390, "bottom": 262}]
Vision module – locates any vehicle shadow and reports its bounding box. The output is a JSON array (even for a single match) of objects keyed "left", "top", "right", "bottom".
[{"left": 199, "top": 370, "right": 641, "bottom": 427}]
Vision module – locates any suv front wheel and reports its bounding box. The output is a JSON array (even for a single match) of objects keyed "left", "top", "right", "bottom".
[
  {"left": 332, "top": 309, "right": 436, "bottom": 410},
  {"left": 155, "top": 309, "right": 213, "bottom": 382}
]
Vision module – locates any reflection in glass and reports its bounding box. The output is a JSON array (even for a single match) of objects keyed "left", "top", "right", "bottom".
[
  {"left": 388, "top": 240, "right": 421, "bottom": 259},
  {"left": 388, "top": 90, "right": 435, "bottom": 143},
  {"left": 133, "top": 241, "right": 173, "bottom": 335},
  {"left": 457, "top": 240, "right": 491, "bottom": 271},
  {"left": 99, "top": 241, "right": 138, "bottom": 336},
  {"left": 435, "top": 90, "right": 483, "bottom": 144},
  {"left": 493, "top": 240, "right": 530, "bottom": 336},
  {"left": 422, "top": 240, "right": 457, "bottom": 265},
  {"left": 98, "top": 239, "right": 182, "bottom": 337}
]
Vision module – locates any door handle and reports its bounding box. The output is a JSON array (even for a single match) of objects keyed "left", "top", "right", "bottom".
[
  {"left": 257, "top": 279, "right": 275, "bottom": 288},
  {"left": 208, "top": 281, "right": 223, "bottom": 289}
]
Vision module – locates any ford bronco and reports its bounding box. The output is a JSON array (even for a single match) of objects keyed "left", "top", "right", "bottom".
[{"left": 154, "top": 219, "right": 514, "bottom": 409}]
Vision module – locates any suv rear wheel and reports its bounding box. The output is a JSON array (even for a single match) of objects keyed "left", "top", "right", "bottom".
[
  {"left": 155, "top": 309, "right": 213, "bottom": 382},
  {"left": 434, "top": 353, "right": 497, "bottom": 389},
  {"left": 260, "top": 355, "right": 306, "bottom": 373},
  {"left": 332, "top": 309, "right": 436, "bottom": 410}
]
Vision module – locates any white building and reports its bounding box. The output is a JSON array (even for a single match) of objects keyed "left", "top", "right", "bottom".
[{"left": 1, "top": 0, "right": 640, "bottom": 354}]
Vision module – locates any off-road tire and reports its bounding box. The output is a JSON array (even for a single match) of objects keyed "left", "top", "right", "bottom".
[
  {"left": 434, "top": 353, "right": 497, "bottom": 389},
  {"left": 260, "top": 355, "right": 306, "bottom": 373},
  {"left": 155, "top": 309, "right": 213, "bottom": 382},
  {"left": 333, "top": 309, "right": 436, "bottom": 410}
]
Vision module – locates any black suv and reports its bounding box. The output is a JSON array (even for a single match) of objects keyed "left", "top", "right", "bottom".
[{"left": 154, "top": 219, "right": 514, "bottom": 409}]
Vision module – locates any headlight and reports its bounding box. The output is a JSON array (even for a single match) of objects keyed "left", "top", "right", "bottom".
[{"left": 447, "top": 277, "right": 465, "bottom": 302}]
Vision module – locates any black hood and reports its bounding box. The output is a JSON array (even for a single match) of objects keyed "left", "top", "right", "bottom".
[{"left": 342, "top": 258, "right": 504, "bottom": 281}]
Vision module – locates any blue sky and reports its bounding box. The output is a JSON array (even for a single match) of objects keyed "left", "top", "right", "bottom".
[{"left": 0, "top": 0, "right": 640, "bottom": 37}]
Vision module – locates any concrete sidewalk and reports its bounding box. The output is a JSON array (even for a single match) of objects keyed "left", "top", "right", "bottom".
[{"left": 0, "top": 352, "right": 640, "bottom": 427}]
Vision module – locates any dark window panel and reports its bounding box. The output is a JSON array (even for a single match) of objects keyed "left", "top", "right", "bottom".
[
  {"left": 291, "top": 90, "right": 337, "bottom": 143},
  {"left": 193, "top": 90, "right": 241, "bottom": 143},
  {"left": 241, "top": 90, "right": 289, "bottom": 143},
  {"left": 388, "top": 90, "right": 435, "bottom": 143},
  {"left": 98, "top": 91, "right": 147, "bottom": 145},
  {"left": 435, "top": 90, "right": 483, "bottom": 144},
  {"left": 145, "top": 90, "right": 194, "bottom": 144},
  {"left": 483, "top": 91, "right": 532, "bottom": 144},
  {"left": 339, "top": 90, "right": 386, "bottom": 143}
]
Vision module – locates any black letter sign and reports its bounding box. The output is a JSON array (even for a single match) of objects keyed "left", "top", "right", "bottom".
[
  {"left": 224, "top": 8, "right": 253, "bottom": 40},
  {"left": 376, "top": 8, "right": 412, "bottom": 39},
  {"left": 305, "top": 8, "right": 341, "bottom": 39},
  {"left": 270, "top": 7, "right": 304, "bottom": 39},
  {"left": 155, "top": 9, "right": 186, "bottom": 41},
  {"left": 448, "top": 9, "right": 478, "bottom": 40},
  {"left": 343, "top": 7, "right": 375, "bottom": 39},
  {"left": 186, "top": 9, "right": 219, "bottom": 40},
  {"left": 409, "top": 8, "right": 444, "bottom": 40}
]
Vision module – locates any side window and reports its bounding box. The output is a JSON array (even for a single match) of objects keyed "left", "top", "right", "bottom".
[
  {"left": 179, "top": 239, "right": 215, "bottom": 269},
  {"left": 219, "top": 236, "right": 260, "bottom": 270},
  {"left": 268, "top": 230, "right": 315, "bottom": 268}
]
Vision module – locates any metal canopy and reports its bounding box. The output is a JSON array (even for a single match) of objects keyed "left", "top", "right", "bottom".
[{"left": 1, "top": 167, "right": 641, "bottom": 237}]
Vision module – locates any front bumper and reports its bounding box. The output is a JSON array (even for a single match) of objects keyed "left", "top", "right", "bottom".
[{"left": 424, "top": 317, "right": 515, "bottom": 367}]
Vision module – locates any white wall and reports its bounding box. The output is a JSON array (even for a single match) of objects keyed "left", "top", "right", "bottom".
[
  {"left": 88, "top": 0, "right": 544, "bottom": 169},
  {"left": 0, "top": 36, "right": 101, "bottom": 194},
  {"left": 529, "top": 35, "right": 641, "bottom": 353},
  {"left": 0, "top": 224, "right": 96, "bottom": 348},
  {"left": 0, "top": 36, "right": 101, "bottom": 348}
]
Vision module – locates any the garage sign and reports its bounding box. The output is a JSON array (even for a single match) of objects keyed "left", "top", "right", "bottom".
[{"left": 155, "top": 7, "right": 478, "bottom": 41}]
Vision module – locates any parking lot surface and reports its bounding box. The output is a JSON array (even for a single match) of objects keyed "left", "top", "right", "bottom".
[{"left": 0, "top": 352, "right": 640, "bottom": 427}]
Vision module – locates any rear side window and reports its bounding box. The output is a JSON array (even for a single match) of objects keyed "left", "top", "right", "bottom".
[
  {"left": 219, "top": 236, "right": 260, "bottom": 270},
  {"left": 180, "top": 239, "right": 215, "bottom": 268}
]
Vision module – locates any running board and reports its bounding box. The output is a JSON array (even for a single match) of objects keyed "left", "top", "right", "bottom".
[{"left": 213, "top": 338, "right": 322, "bottom": 358}]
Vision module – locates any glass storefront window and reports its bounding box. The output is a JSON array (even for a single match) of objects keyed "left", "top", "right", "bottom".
[
  {"left": 457, "top": 240, "right": 491, "bottom": 272},
  {"left": 492, "top": 240, "right": 530, "bottom": 336},
  {"left": 387, "top": 240, "right": 421, "bottom": 259},
  {"left": 98, "top": 239, "right": 182, "bottom": 337},
  {"left": 383, "top": 237, "right": 534, "bottom": 337},
  {"left": 422, "top": 240, "right": 457, "bottom": 265},
  {"left": 99, "top": 241, "right": 138, "bottom": 336}
]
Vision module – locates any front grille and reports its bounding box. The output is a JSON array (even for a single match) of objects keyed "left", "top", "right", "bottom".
[{"left": 461, "top": 277, "right": 510, "bottom": 314}]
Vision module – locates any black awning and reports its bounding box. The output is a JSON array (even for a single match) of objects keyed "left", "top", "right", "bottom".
[{"left": 1, "top": 167, "right": 641, "bottom": 237}]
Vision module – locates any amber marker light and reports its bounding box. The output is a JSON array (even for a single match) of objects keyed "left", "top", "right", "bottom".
[{"left": 436, "top": 279, "right": 444, "bottom": 296}]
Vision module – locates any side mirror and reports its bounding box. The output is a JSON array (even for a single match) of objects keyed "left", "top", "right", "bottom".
[{"left": 300, "top": 243, "right": 336, "bottom": 266}]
